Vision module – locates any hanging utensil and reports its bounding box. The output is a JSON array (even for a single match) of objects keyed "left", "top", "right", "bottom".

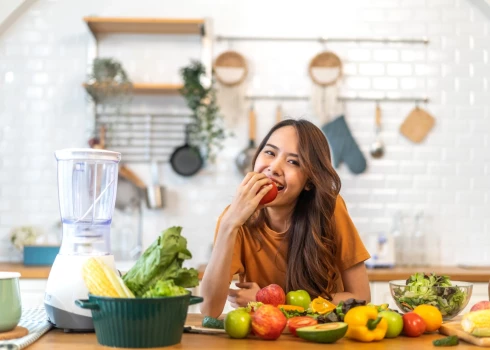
[
  {"left": 146, "top": 161, "right": 165, "bottom": 209},
  {"left": 400, "top": 105, "right": 435, "bottom": 143},
  {"left": 235, "top": 105, "right": 257, "bottom": 175},
  {"left": 213, "top": 50, "right": 248, "bottom": 87},
  {"left": 169, "top": 124, "right": 203, "bottom": 177},
  {"left": 275, "top": 104, "right": 282, "bottom": 124},
  {"left": 92, "top": 125, "right": 106, "bottom": 149},
  {"left": 119, "top": 164, "right": 146, "bottom": 190},
  {"left": 370, "top": 103, "right": 384, "bottom": 159}
]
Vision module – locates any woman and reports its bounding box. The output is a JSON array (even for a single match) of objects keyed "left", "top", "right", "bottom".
[{"left": 200, "top": 119, "right": 370, "bottom": 317}]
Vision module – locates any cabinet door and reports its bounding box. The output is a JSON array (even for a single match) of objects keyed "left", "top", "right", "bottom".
[
  {"left": 19, "top": 279, "right": 47, "bottom": 310},
  {"left": 370, "top": 282, "right": 397, "bottom": 309}
]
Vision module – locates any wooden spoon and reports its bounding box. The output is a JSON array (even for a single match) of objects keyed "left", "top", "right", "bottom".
[{"left": 370, "top": 104, "right": 384, "bottom": 158}]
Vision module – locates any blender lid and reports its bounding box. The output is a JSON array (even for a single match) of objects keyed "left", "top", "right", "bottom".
[{"left": 55, "top": 148, "right": 121, "bottom": 162}]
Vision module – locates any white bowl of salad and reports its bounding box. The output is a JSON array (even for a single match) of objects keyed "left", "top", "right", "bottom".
[{"left": 389, "top": 273, "right": 473, "bottom": 321}]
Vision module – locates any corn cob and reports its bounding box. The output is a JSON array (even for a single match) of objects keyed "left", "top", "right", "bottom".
[
  {"left": 82, "top": 257, "right": 134, "bottom": 298},
  {"left": 461, "top": 310, "right": 490, "bottom": 337}
]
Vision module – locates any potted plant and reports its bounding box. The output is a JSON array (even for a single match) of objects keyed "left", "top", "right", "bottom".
[
  {"left": 84, "top": 58, "right": 133, "bottom": 105},
  {"left": 179, "top": 60, "right": 227, "bottom": 163}
]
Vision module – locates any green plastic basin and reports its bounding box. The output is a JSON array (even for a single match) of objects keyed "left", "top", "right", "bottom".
[{"left": 76, "top": 292, "right": 203, "bottom": 348}]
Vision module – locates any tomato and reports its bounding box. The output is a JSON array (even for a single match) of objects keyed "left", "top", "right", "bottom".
[
  {"left": 413, "top": 305, "right": 443, "bottom": 332},
  {"left": 259, "top": 181, "right": 278, "bottom": 205},
  {"left": 402, "top": 312, "right": 426, "bottom": 337},
  {"left": 286, "top": 290, "right": 311, "bottom": 310},
  {"left": 287, "top": 316, "right": 318, "bottom": 337}
]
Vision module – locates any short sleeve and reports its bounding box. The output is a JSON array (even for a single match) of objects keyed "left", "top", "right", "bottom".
[
  {"left": 334, "top": 196, "right": 371, "bottom": 271},
  {"left": 213, "top": 206, "right": 245, "bottom": 282}
]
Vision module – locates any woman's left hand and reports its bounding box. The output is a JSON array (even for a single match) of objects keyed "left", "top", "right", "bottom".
[{"left": 227, "top": 282, "right": 261, "bottom": 308}]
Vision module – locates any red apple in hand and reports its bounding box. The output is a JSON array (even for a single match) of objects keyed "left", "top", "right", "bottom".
[
  {"left": 256, "top": 284, "right": 285, "bottom": 306},
  {"left": 252, "top": 304, "right": 287, "bottom": 340},
  {"left": 259, "top": 181, "right": 278, "bottom": 205},
  {"left": 470, "top": 301, "right": 490, "bottom": 312}
]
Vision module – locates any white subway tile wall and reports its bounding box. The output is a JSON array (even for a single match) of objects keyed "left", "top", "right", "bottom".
[{"left": 0, "top": 0, "right": 489, "bottom": 267}]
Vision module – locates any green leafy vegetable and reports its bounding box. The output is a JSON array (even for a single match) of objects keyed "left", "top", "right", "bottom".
[
  {"left": 142, "top": 280, "right": 188, "bottom": 297},
  {"left": 393, "top": 273, "right": 467, "bottom": 317},
  {"left": 122, "top": 226, "right": 199, "bottom": 297},
  {"left": 433, "top": 335, "right": 459, "bottom": 346}
]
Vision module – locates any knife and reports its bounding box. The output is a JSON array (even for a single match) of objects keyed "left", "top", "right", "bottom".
[{"left": 183, "top": 325, "right": 227, "bottom": 335}]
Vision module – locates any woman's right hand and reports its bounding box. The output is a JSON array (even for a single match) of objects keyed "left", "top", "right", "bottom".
[{"left": 221, "top": 172, "right": 272, "bottom": 230}]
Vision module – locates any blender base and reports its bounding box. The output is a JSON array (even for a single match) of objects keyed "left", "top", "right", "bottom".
[
  {"left": 44, "top": 254, "right": 115, "bottom": 331},
  {"left": 45, "top": 304, "right": 94, "bottom": 332}
]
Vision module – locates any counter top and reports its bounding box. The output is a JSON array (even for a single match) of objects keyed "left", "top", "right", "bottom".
[
  {"left": 2, "top": 262, "right": 490, "bottom": 283},
  {"left": 199, "top": 264, "right": 490, "bottom": 283},
  {"left": 0, "top": 263, "right": 51, "bottom": 279},
  {"left": 366, "top": 266, "right": 490, "bottom": 283},
  {"left": 28, "top": 314, "right": 477, "bottom": 350}
]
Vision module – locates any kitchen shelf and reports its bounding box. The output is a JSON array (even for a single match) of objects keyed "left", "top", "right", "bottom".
[
  {"left": 83, "top": 82, "right": 183, "bottom": 94},
  {"left": 83, "top": 17, "right": 205, "bottom": 36}
]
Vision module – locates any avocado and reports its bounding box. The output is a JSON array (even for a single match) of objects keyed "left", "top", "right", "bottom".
[{"left": 296, "top": 322, "right": 348, "bottom": 343}]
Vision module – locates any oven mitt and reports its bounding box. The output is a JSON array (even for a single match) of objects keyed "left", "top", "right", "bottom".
[{"left": 321, "top": 115, "right": 367, "bottom": 174}]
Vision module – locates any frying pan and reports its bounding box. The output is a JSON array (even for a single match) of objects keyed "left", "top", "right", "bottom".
[
  {"left": 235, "top": 105, "right": 257, "bottom": 175},
  {"left": 170, "top": 124, "right": 203, "bottom": 177}
]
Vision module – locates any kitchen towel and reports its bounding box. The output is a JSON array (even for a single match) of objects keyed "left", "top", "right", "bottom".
[
  {"left": 0, "top": 306, "right": 52, "bottom": 350},
  {"left": 321, "top": 115, "right": 367, "bottom": 174}
]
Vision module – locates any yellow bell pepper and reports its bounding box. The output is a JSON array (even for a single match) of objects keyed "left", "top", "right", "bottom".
[{"left": 344, "top": 305, "right": 388, "bottom": 342}]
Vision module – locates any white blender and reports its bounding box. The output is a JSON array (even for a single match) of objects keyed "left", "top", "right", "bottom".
[{"left": 45, "top": 148, "right": 120, "bottom": 331}]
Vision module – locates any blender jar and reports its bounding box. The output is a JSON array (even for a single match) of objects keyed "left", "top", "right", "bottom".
[{"left": 55, "top": 149, "right": 121, "bottom": 256}]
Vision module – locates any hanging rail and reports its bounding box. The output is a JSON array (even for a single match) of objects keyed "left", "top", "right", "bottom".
[
  {"left": 216, "top": 35, "right": 429, "bottom": 45},
  {"left": 245, "top": 95, "right": 429, "bottom": 103}
]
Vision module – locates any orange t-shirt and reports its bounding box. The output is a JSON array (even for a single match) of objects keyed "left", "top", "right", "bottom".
[{"left": 213, "top": 195, "right": 370, "bottom": 293}]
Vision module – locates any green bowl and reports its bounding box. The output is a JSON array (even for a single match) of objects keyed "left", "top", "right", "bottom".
[{"left": 76, "top": 293, "right": 203, "bottom": 348}]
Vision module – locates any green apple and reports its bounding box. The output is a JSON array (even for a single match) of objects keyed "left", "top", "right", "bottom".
[
  {"left": 379, "top": 310, "right": 403, "bottom": 338},
  {"left": 224, "top": 309, "right": 251, "bottom": 339},
  {"left": 286, "top": 290, "right": 311, "bottom": 310}
]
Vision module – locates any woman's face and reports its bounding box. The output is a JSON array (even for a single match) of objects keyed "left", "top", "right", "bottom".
[{"left": 254, "top": 125, "right": 309, "bottom": 206}]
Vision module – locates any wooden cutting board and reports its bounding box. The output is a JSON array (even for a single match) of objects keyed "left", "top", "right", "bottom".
[
  {"left": 0, "top": 326, "right": 28, "bottom": 340},
  {"left": 439, "top": 321, "right": 490, "bottom": 347},
  {"left": 400, "top": 106, "right": 435, "bottom": 143}
]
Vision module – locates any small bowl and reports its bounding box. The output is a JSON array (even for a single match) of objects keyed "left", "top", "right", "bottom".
[
  {"left": 76, "top": 292, "right": 203, "bottom": 348},
  {"left": 389, "top": 280, "right": 473, "bottom": 321}
]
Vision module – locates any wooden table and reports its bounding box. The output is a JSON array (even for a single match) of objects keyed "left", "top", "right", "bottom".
[{"left": 28, "top": 314, "right": 481, "bottom": 349}]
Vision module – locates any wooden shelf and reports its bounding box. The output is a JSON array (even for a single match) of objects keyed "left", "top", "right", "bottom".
[
  {"left": 83, "top": 82, "right": 183, "bottom": 94},
  {"left": 83, "top": 17, "right": 205, "bottom": 36}
]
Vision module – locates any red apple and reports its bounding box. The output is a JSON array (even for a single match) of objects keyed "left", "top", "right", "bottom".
[
  {"left": 256, "top": 284, "right": 286, "bottom": 307},
  {"left": 470, "top": 301, "right": 490, "bottom": 312},
  {"left": 251, "top": 304, "right": 287, "bottom": 340}
]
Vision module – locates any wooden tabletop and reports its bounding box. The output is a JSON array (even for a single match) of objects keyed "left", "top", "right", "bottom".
[
  {"left": 28, "top": 314, "right": 480, "bottom": 349},
  {"left": 366, "top": 266, "right": 490, "bottom": 283},
  {"left": 0, "top": 263, "right": 52, "bottom": 279},
  {"left": 2, "top": 262, "right": 490, "bottom": 282}
]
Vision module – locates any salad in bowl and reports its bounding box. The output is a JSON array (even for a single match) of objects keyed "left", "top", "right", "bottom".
[{"left": 389, "top": 273, "right": 472, "bottom": 321}]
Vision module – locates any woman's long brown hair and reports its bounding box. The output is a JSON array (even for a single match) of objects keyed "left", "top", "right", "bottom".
[{"left": 249, "top": 119, "right": 341, "bottom": 300}]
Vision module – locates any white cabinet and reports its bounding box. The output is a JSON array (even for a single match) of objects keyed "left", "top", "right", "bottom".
[
  {"left": 19, "top": 279, "right": 47, "bottom": 309},
  {"left": 370, "top": 281, "right": 489, "bottom": 315},
  {"left": 188, "top": 281, "right": 236, "bottom": 315}
]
